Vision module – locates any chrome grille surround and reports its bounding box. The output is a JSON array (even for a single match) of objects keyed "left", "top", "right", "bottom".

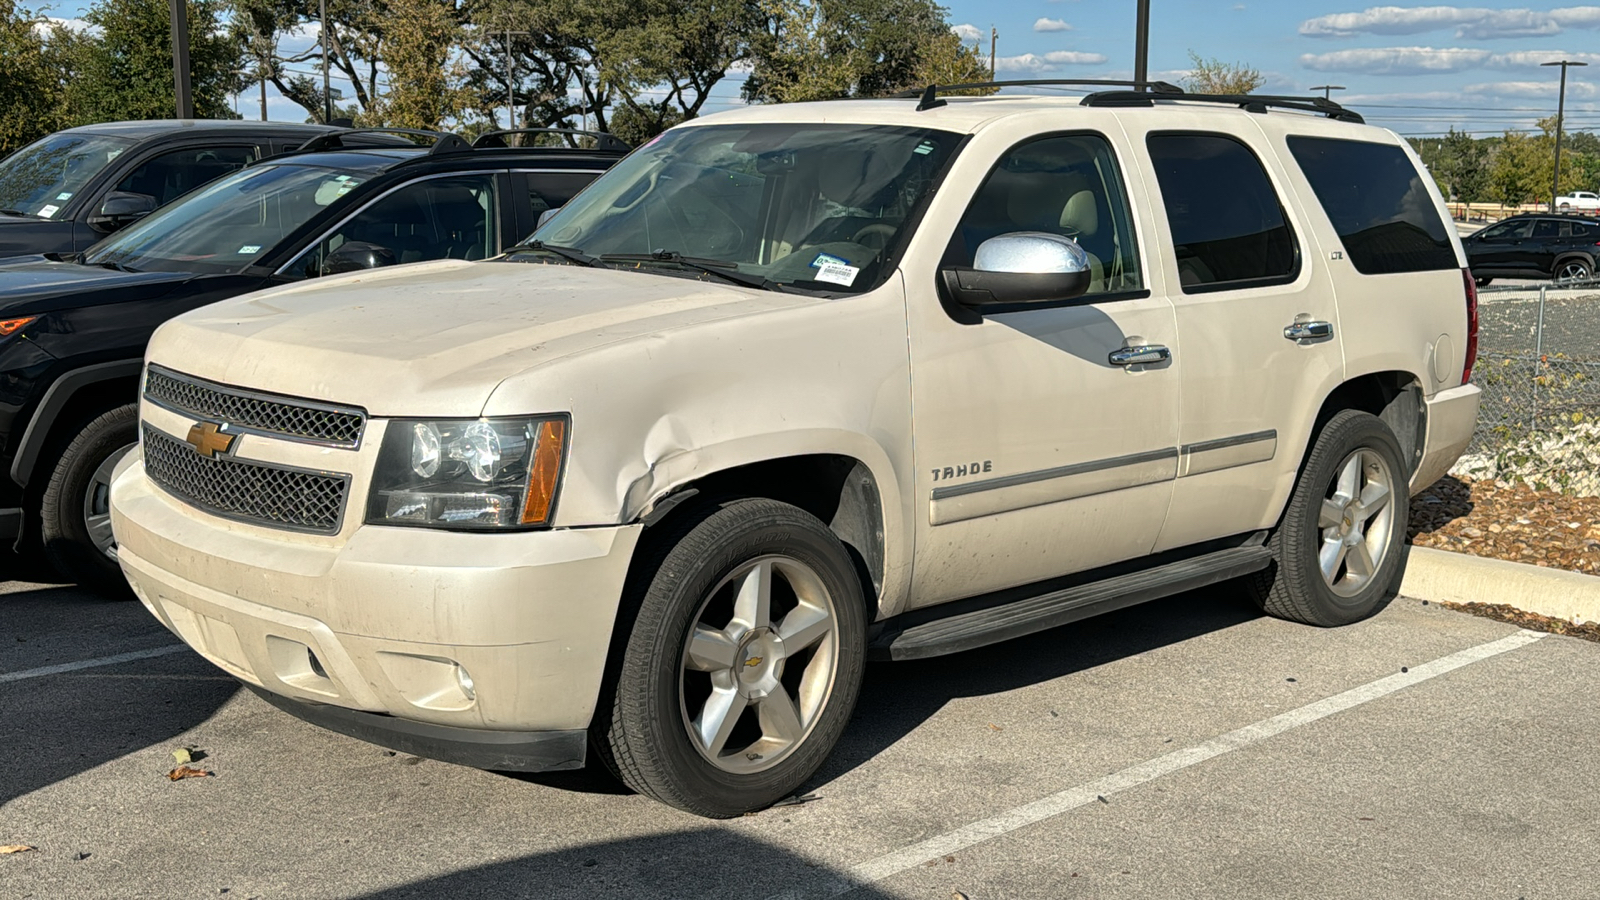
[
  {"left": 144, "top": 364, "right": 367, "bottom": 448},
  {"left": 141, "top": 425, "right": 350, "bottom": 535}
]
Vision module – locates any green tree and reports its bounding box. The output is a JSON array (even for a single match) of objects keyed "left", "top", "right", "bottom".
[
  {"left": 0, "top": 1, "right": 63, "bottom": 153},
  {"left": 742, "top": 0, "right": 970, "bottom": 103},
  {"left": 374, "top": 0, "right": 467, "bottom": 129},
  {"left": 1490, "top": 131, "right": 1549, "bottom": 208},
  {"left": 62, "top": 0, "right": 243, "bottom": 123},
  {"left": 1184, "top": 50, "right": 1263, "bottom": 95},
  {"left": 1423, "top": 128, "right": 1490, "bottom": 204}
]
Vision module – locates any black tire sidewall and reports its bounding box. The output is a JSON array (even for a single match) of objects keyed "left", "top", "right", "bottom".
[
  {"left": 40, "top": 404, "right": 138, "bottom": 594},
  {"left": 610, "top": 499, "right": 867, "bottom": 817}
]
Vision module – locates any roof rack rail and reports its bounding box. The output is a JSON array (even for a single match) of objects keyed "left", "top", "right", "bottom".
[
  {"left": 295, "top": 128, "right": 472, "bottom": 155},
  {"left": 471, "top": 128, "right": 632, "bottom": 154},
  {"left": 894, "top": 79, "right": 1183, "bottom": 111},
  {"left": 1079, "top": 90, "right": 1364, "bottom": 123}
]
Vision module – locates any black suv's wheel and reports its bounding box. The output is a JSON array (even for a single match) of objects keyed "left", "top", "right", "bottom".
[
  {"left": 40, "top": 404, "right": 138, "bottom": 596},
  {"left": 595, "top": 498, "right": 866, "bottom": 818},
  {"left": 1473, "top": 276, "right": 1493, "bottom": 287},
  {"left": 1555, "top": 258, "right": 1592, "bottom": 282},
  {"left": 1246, "top": 410, "right": 1408, "bottom": 627}
]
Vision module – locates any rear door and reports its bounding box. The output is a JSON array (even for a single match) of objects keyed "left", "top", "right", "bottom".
[
  {"left": 1469, "top": 219, "right": 1531, "bottom": 272},
  {"left": 1522, "top": 218, "right": 1561, "bottom": 274}
]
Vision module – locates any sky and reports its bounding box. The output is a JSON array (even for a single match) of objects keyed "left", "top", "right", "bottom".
[{"left": 44, "top": 1, "right": 1600, "bottom": 137}]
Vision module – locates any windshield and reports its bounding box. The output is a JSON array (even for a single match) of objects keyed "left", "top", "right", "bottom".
[
  {"left": 0, "top": 133, "right": 135, "bottom": 218},
  {"left": 84, "top": 163, "right": 368, "bottom": 274},
  {"left": 519, "top": 123, "right": 964, "bottom": 293}
]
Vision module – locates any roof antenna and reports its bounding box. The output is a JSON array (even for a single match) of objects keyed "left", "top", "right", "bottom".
[{"left": 916, "top": 84, "right": 947, "bottom": 112}]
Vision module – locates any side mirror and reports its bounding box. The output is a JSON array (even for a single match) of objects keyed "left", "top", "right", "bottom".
[
  {"left": 88, "top": 191, "right": 156, "bottom": 233},
  {"left": 939, "top": 232, "right": 1091, "bottom": 308},
  {"left": 320, "top": 241, "right": 396, "bottom": 276},
  {"left": 536, "top": 206, "right": 562, "bottom": 229}
]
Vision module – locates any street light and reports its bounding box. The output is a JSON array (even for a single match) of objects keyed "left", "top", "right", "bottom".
[
  {"left": 1134, "top": 0, "right": 1150, "bottom": 89},
  {"left": 1543, "top": 60, "right": 1587, "bottom": 213},
  {"left": 1310, "top": 84, "right": 1346, "bottom": 100},
  {"left": 169, "top": 0, "right": 193, "bottom": 118}
]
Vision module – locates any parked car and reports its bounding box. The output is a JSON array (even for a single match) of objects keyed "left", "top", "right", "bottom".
[
  {"left": 1556, "top": 190, "right": 1600, "bottom": 214},
  {"left": 0, "top": 127, "right": 624, "bottom": 591},
  {"left": 1463, "top": 213, "right": 1600, "bottom": 284},
  {"left": 110, "top": 86, "right": 1479, "bottom": 817},
  {"left": 0, "top": 120, "right": 349, "bottom": 259}
]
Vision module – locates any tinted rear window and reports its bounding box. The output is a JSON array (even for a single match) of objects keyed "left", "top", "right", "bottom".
[{"left": 1286, "top": 136, "right": 1457, "bottom": 275}]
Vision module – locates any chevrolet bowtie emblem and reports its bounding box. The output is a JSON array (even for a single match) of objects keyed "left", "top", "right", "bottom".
[
  {"left": 743, "top": 656, "right": 763, "bottom": 668},
  {"left": 185, "top": 421, "right": 235, "bottom": 458}
]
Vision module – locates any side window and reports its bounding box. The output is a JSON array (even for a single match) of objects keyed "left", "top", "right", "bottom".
[
  {"left": 114, "top": 146, "right": 259, "bottom": 207},
  {"left": 947, "top": 133, "right": 1143, "bottom": 295},
  {"left": 1533, "top": 219, "right": 1560, "bottom": 239},
  {"left": 1147, "top": 132, "right": 1297, "bottom": 291},
  {"left": 1563, "top": 221, "right": 1593, "bottom": 237},
  {"left": 294, "top": 175, "right": 499, "bottom": 278},
  {"left": 1481, "top": 220, "right": 1531, "bottom": 240},
  {"left": 525, "top": 171, "right": 602, "bottom": 215}
]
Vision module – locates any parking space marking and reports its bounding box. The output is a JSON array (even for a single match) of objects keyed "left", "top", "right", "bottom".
[
  {"left": 793, "top": 629, "right": 1547, "bottom": 899},
  {"left": 0, "top": 645, "right": 188, "bottom": 684}
]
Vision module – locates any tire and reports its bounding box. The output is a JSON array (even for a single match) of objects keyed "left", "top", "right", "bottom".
[
  {"left": 594, "top": 497, "right": 867, "bottom": 818},
  {"left": 1245, "top": 410, "right": 1408, "bottom": 627},
  {"left": 1474, "top": 276, "right": 1493, "bottom": 287},
  {"left": 40, "top": 404, "right": 138, "bottom": 597},
  {"left": 1555, "top": 258, "right": 1592, "bottom": 283}
]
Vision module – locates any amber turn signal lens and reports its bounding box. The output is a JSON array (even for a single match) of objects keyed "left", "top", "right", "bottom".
[
  {"left": 0, "top": 316, "right": 38, "bottom": 337},
  {"left": 520, "top": 419, "right": 567, "bottom": 525}
]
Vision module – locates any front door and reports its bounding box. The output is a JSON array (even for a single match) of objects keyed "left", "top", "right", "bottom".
[{"left": 904, "top": 130, "right": 1180, "bottom": 607}]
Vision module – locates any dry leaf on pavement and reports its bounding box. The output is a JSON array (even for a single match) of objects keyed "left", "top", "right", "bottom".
[
  {"left": 1, "top": 845, "right": 37, "bottom": 854},
  {"left": 166, "top": 765, "right": 214, "bottom": 781}
]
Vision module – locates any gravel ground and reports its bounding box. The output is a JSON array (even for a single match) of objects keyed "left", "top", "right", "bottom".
[{"left": 1408, "top": 475, "right": 1600, "bottom": 576}]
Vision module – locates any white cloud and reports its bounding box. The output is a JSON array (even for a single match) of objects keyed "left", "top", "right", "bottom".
[
  {"left": 1033, "top": 17, "right": 1072, "bottom": 32},
  {"left": 951, "top": 22, "right": 983, "bottom": 42},
  {"left": 994, "top": 50, "right": 1108, "bottom": 73},
  {"left": 1464, "top": 79, "right": 1600, "bottom": 98},
  {"left": 32, "top": 16, "right": 97, "bottom": 38},
  {"left": 1301, "top": 5, "right": 1600, "bottom": 40},
  {"left": 1301, "top": 44, "right": 1600, "bottom": 74}
]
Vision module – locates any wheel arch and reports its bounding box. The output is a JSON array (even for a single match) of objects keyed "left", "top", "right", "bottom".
[
  {"left": 1308, "top": 369, "right": 1426, "bottom": 480},
  {"left": 1551, "top": 251, "right": 1594, "bottom": 276},
  {"left": 11, "top": 360, "right": 143, "bottom": 490}
]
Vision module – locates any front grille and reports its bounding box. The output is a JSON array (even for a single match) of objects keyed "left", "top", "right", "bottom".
[
  {"left": 145, "top": 365, "right": 366, "bottom": 447},
  {"left": 142, "top": 425, "right": 350, "bottom": 534}
]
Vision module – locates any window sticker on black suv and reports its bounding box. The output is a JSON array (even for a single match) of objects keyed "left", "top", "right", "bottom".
[
  {"left": 1286, "top": 136, "right": 1457, "bottom": 276},
  {"left": 1147, "top": 132, "right": 1298, "bottom": 292}
]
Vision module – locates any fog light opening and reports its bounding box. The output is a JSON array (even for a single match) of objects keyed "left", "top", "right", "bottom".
[
  {"left": 455, "top": 664, "right": 476, "bottom": 701},
  {"left": 307, "top": 648, "right": 328, "bottom": 680}
]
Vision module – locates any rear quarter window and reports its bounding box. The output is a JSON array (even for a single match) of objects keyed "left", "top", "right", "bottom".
[{"left": 1286, "top": 136, "right": 1457, "bottom": 275}]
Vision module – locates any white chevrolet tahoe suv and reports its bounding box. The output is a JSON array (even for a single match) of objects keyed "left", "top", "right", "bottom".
[{"left": 109, "top": 84, "right": 1482, "bottom": 818}]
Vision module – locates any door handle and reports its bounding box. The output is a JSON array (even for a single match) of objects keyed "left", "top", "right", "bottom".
[
  {"left": 1109, "top": 344, "right": 1171, "bottom": 366},
  {"left": 1284, "top": 320, "right": 1334, "bottom": 342}
]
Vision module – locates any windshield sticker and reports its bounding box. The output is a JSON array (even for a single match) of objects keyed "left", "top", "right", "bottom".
[
  {"left": 55, "top": 192, "right": 72, "bottom": 201},
  {"left": 810, "top": 253, "right": 851, "bottom": 269},
  {"left": 814, "top": 262, "right": 859, "bottom": 287},
  {"left": 238, "top": 245, "right": 262, "bottom": 255},
  {"left": 914, "top": 141, "right": 935, "bottom": 155},
  {"left": 37, "top": 204, "right": 59, "bottom": 218}
]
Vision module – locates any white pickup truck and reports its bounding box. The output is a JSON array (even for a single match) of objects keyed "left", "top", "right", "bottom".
[{"left": 1556, "top": 191, "right": 1600, "bottom": 213}]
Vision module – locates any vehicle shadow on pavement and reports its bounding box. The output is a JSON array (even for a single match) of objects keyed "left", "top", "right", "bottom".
[
  {"left": 0, "top": 583, "right": 240, "bottom": 806},
  {"left": 351, "top": 829, "right": 896, "bottom": 899}
]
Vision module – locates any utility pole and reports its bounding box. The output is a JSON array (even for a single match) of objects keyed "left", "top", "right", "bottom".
[
  {"left": 1134, "top": 0, "right": 1150, "bottom": 88},
  {"left": 259, "top": 66, "right": 268, "bottom": 121},
  {"left": 320, "top": 0, "right": 333, "bottom": 124},
  {"left": 169, "top": 0, "right": 193, "bottom": 118},
  {"left": 497, "top": 30, "right": 529, "bottom": 132},
  {"left": 989, "top": 26, "right": 997, "bottom": 80},
  {"left": 1543, "top": 59, "right": 1587, "bottom": 212},
  {"left": 1310, "top": 84, "right": 1346, "bottom": 100}
]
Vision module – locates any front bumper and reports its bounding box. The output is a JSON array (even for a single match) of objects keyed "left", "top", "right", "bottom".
[
  {"left": 1411, "top": 382, "right": 1482, "bottom": 492},
  {"left": 110, "top": 454, "right": 642, "bottom": 768}
]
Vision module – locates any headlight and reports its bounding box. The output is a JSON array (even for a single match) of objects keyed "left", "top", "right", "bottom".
[{"left": 366, "top": 416, "right": 568, "bottom": 529}]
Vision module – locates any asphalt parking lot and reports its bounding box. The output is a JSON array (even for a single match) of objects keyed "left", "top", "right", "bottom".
[{"left": 4, "top": 564, "right": 1597, "bottom": 900}]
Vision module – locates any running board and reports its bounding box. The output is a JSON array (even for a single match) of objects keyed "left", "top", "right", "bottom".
[{"left": 870, "top": 544, "right": 1273, "bottom": 661}]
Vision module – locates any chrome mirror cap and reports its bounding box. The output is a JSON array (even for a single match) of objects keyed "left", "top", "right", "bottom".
[{"left": 974, "top": 232, "right": 1090, "bottom": 275}]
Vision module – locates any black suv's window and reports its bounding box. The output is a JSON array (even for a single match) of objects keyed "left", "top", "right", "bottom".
[
  {"left": 114, "top": 145, "right": 259, "bottom": 208},
  {"left": 525, "top": 172, "right": 600, "bottom": 216},
  {"left": 293, "top": 174, "right": 499, "bottom": 278},
  {"left": 947, "top": 133, "right": 1143, "bottom": 295},
  {"left": 1286, "top": 136, "right": 1457, "bottom": 276},
  {"left": 1563, "top": 221, "right": 1594, "bottom": 237},
  {"left": 1147, "top": 133, "right": 1297, "bottom": 291},
  {"left": 1480, "top": 219, "right": 1532, "bottom": 240},
  {"left": 1533, "top": 219, "right": 1560, "bottom": 239},
  {"left": 0, "top": 132, "right": 134, "bottom": 218}
]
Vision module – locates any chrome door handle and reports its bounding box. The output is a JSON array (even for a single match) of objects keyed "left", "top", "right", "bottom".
[
  {"left": 1284, "top": 320, "right": 1335, "bottom": 342},
  {"left": 1109, "top": 344, "right": 1171, "bottom": 366}
]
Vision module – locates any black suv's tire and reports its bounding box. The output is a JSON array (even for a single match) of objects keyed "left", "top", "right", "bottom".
[
  {"left": 1246, "top": 410, "right": 1408, "bottom": 627},
  {"left": 1474, "top": 276, "right": 1493, "bottom": 287},
  {"left": 40, "top": 404, "right": 138, "bottom": 597},
  {"left": 594, "top": 498, "right": 866, "bottom": 818},
  {"left": 1555, "top": 258, "right": 1592, "bottom": 282}
]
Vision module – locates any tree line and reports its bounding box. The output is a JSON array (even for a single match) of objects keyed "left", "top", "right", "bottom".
[
  {"left": 1411, "top": 120, "right": 1600, "bottom": 209},
  {"left": 1, "top": 0, "right": 992, "bottom": 153}
]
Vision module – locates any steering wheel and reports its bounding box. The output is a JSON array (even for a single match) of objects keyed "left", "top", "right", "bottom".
[{"left": 851, "top": 223, "right": 897, "bottom": 250}]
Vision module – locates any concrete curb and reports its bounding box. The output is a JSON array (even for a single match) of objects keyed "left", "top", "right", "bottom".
[{"left": 1401, "top": 545, "right": 1600, "bottom": 625}]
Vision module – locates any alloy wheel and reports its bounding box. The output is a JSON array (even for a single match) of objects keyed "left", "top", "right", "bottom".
[
  {"left": 1557, "top": 261, "right": 1591, "bottom": 283},
  {"left": 82, "top": 444, "right": 134, "bottom": 561},
  {"left": 1316, "top": 449, "right": 1396, "bottom": 597}
]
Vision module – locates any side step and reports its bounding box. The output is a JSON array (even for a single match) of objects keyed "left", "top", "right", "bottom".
[{"left": 870, "top": 544, "right": 1273, "bottom": 661}]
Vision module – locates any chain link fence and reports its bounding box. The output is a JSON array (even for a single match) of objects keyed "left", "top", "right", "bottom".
[{"left": 1454, "top": 281, "right": 1600, "bottom": 497}]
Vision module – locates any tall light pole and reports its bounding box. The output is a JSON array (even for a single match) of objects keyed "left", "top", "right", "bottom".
[
  {"left": 1134, "top": 0, "right": 1150, "bottom": 88},
  {"left": 496, "top": 29, "right": 529, "bottom": 132},
  {"left": 1310, "top": 84, "right": 1346, "bottom": 100},
  {"left": 1543, "top": 60, "right": 1587, "bottom": 212},
  {"left": 989, "top": 26, "right": 997, "bottom": 80},
  {"left": 320, "top": 0, "right": 333, "bottom": 124},
  {"left": 169, "top": 0, "right": 193, "bottom": 118}
]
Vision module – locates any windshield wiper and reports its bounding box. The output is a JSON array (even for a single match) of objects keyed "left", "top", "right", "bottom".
[
  {"left": 508, "top": 240, "right": 603, "bottom": 268},
  {"left": 87, "top": 258, "right": 140, "bottom": 274},
  {"left": 599, "top": 251, "right": 785, "bottom": 292},
  {"left": 0, "top": 208, "right": 36, "bottom": 217}
]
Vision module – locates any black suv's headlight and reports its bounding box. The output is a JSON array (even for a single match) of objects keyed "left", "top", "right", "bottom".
[{"left": 366, "top": 416, "right": 568, "bottom": 529}]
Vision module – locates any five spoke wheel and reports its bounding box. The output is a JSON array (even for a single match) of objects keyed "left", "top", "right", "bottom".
[{"left": 1317, "top": 448, "right": 1397, "bottom": 598}]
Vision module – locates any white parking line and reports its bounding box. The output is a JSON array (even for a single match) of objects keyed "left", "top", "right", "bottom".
[
  {"left": 0, "top": 645, "right": 189, "bottom": 684},
  {"left": 791, "top": 629, "right": 1548, "bottom": 899}
]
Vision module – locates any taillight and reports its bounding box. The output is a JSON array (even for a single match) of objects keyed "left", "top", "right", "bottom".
[{"left": 1461, "top": 267, "right": 1479, "bottom": 384}]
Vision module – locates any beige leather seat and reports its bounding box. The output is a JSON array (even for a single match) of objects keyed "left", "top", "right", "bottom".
[{"left": 1058, "top": 190, "right": 1106, "bottom": 293}]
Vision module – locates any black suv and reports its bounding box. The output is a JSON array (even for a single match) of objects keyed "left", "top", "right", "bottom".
[
  {"left": 0, "top": 120, "right": 348, "bottom": 258},
  {"left": 0, "top": 128, "right": 626, "bottom": 590},
  {"left": 1463, "top": 213, "right": 1600, "bottom": 285}
]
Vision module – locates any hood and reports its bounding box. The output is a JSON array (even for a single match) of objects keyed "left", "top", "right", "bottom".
[
  {"left": 0, "top": 255, "right": 193, "bottom": 312},
  {"left": 150, "top": 259, "right": 811, "bottom": 417}
]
